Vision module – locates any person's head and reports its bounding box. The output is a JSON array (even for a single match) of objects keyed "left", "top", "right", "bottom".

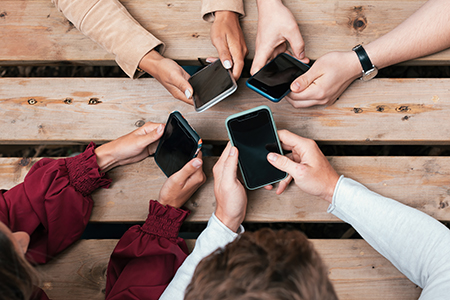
[
  {"left": 185, "top": 228, "right": 338, "bottom": 300},
  {"left": 0, "top": 221, "right": 39, "bottom": 300}
]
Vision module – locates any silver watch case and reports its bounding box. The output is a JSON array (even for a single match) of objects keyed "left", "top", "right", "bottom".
[{"left": 360, "top": 66, "right": 378, "bottom": 81}]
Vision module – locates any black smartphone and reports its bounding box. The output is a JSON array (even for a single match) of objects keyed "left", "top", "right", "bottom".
[
  {"left": 154, "top": 111, "right": 202, "bottom": 177},
  {"left": 246, "top": 53, "right": 310, "bottom": 102},
  {"left": 225, "top": 105, "right": 287, "bottom": 190},
  {"left": 189, "top": 59, "right": 237, "bottom": 112}
]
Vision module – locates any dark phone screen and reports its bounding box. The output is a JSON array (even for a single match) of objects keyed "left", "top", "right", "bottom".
[
  {"left": 189, "top": 60, "right": 235, "bottom": 108},
  {"left": 247, "top": 54, "right": 310, "bottom": 99},
  {"left": 227, "top": 109, "right": 287, "bottom": 189},
  {"left": 155, "top": 114, "right": 199, "bottom": 177}
]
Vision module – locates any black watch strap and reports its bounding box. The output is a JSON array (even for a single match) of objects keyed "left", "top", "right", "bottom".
[{"left": 352, "top": 44, "right": 373, "bottom": 72}]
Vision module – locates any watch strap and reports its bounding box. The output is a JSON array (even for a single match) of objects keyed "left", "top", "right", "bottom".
[{"left": 353, "top": 45, "right": 373, "bottom": 72}]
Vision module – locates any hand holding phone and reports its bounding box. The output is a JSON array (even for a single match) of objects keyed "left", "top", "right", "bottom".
[
  {"left": 154, "top": 111, "right": 202, "bottom": 177},
  {"left": 189, "top": 59, "right": 238, "bottom": 112},
  {"left": 246, "top": 53, "right": 310, "bottom": 102},
  {"left": 226, "top": 105, "right": 287, "bottom": 190}
]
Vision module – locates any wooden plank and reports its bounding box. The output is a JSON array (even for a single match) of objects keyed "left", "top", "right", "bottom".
[
  {"left": 1, "top": 0, "right": 448, "bottom": 65},
  {"left": 35, "top": 239, "right": 421, "bottom": 300},
  {"left": 2, "top": 156, "right": 450, "bottom": 222},
  {"left": 1, "top": 77, "right": 450, "bottom": 144}
]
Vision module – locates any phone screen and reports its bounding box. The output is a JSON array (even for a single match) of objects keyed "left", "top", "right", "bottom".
[
  {"left": 155, "top": 112, "right": 201, "bottom": 177},
  {"left": 189, "top": 60, "right": 237, "bottom": 111},
  {"left": 247, "top": 53, "right": 310, "bottom": 100},
  {"left": 226, "top": 107, "right": 287, "bottom": 189}
]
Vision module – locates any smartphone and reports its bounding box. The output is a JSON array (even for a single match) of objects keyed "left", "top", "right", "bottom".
[
  {"left": 246, "top": 53, "right": 310, "bottom": 102},
  {"left": 226, "top": 105, "right": 287, "bottom": 190},
  {"left": 189, "top": 59, "right": 237, "bottom": 112},
  {"left": 154, "top": 111, "right": 202, "bottom": 177}
]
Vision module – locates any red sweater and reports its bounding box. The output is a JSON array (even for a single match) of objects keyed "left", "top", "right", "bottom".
[{"left": 1, "top": 144, "right": 189, "bottom": 299}]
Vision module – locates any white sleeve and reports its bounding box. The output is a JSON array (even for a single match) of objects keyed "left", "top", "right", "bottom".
[
  {"left": 159, "top": 213, "right": 244, "bottom": 300},
  {"left": 328, "top": 176, "right": 450, "bottom": 299}
]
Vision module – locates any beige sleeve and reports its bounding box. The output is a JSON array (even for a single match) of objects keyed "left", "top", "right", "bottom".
[
  {"left": 201, "top": 0, "right": 245, "bottom": 22},
  {"left": 52, "top": 0, "right": 165, "bottom": 78}
]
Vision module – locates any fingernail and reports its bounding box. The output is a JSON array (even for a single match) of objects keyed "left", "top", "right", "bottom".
[
  {"left": 223, "top": 60, "right": 232, "bottom": 69},
  {"left": 299, "top": 51, "right": 305, "bottom": 58},
  {"left": 192, "top": 159, "right": 202, "bottom": 168},
  {"left": 268, "top": 153, "right": 278, "bottom": 162},
  {"left": 292, "top": 82, "right": 301, "bottom": 91},
  {"left": 229, "top": 147, "right": 236, "bottom": 156},
  {"left": 157, "top": 124, "right": 164, "bottom": 134},
  {"left": 206, "top": 58, "right": 214, "bottom": 63},
  {"left": 185, "top": 89, "right": 192, "bottom": 99}
]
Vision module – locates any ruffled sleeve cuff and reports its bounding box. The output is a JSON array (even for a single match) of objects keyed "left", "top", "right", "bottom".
[
  {"left": 65, "top": 142, "right": 112, "bottom": 197},
  {"left": 141, "top": 200, "right": 190, "bottom": 241}
]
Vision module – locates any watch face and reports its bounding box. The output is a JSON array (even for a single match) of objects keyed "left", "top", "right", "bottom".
[{"left": 361, "top": 67, "right": 378, "bottom": 81}]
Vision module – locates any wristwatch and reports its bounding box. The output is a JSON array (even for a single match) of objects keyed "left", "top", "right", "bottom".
[{"left": 352, "top": 44, "right": 378, "bottom": 81}]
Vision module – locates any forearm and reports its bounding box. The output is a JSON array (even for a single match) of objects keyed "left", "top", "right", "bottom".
[
  {"left": 365, "top": 0, "right": 450, "bottom": 69},
  {"left": 52, "top": 0, "right": 164, "bottom": 78},
  {"left": 159, "top": 213, "right": 243, "bottom": 299},
  {"left": 329, "top": 176, "right": 450, "bottom": 296}
]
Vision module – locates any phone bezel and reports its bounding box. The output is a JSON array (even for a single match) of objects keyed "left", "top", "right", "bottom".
[
  {"left": 189, "top": 60, "right": 238, "bottom": 113},
  {"left": 154, "top": 111, "right": 202, "bottom": 177},
  {"left": 225, "top": 105, "right": 287, "bottom": 190},
  {"left": 246, "top": 53, "right": 310, "bottom": 102}
]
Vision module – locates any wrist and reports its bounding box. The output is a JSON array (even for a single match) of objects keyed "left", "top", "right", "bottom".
[
  {"left": 321, "top": 173, "right": 340, "bottom": 204},
  {"left": 94, "top": 144, "right": 119, "bottom": 172},
  {"left": 214, "top": 10, "right": 239, "bottom": 22},
  {"left": 215, "top": 208, "right": 243, "bottom": 233},
  {"left": 138, "top": 49, "right": 163, "bottom": 76}
]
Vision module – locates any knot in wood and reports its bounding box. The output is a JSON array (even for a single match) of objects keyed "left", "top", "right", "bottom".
[
  {"left": 88, "top": 98, "right": 101, "bottom": 105},
  {"left": 353, "top": 17, "right": 367, "bottom": 31},
  {"left": 64, "top": 98, "right": 72, "bottom": 104},
  {"left": 396, "top": 105, "right": 410, "bottom": 112},
  {"left": 348, "top": 6, "right": 367, "bottom": 32},
  {"left": 28, "top": 98, "right": 37, "bottom": 105},
  {"left": 19, "top": 158, "right": 31, "bottom": 167},
  {"left": 135, "top": 120, "right": 145, "bottom": 127},
  {"left": 376, "top": 105, "right": 386, "bottom": 112},
  {"left": 353, "top": 107, "right": 363, "bottom": 113},
  {"left": 0, "top": 12, "right": 7, "bottom": 18}
]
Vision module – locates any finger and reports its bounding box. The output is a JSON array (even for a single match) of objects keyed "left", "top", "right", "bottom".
[
  {"left": 231, "top": 54, "right": 244, "bottom": 80},
  {"left": 206, "top": 57, "right": 219, "bottom": 64},
  {"left": 267, "top": 152, "right": 300, "bottom": 176},
  {"left": 213, "top": 36, "right": 233, "bottom": 70},
  {"left": 172, "top": 156, "right": 203, "bottom": 183},
  {"left": 285, "top": 30, "right": 305, "bottom": 60},
  {"left": 171, "top": 70, "right": 194, "bottom": 102},
  {"left": 264, "top": 185, "right": 273, "bottom": 190},
  {"left": 213, "top": 142, "right": 232, "bottom": 177},
  {"left": 276, "top": 174, "right": 292, "bottom": 195},
  {"left": 251, "top": 44, "right": 274, "bottom": 75},
  {"left": 277, "top": 129, "right": 311, "bottom": 150}
]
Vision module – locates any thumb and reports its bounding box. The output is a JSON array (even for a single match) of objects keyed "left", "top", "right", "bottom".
[
  {"left": 172, "top": 157, "right": 203, "bottom": 182},
  {"left": 139, "top": 123, "right": 164, "bottom": 148},
  {"left": 290, "top": 71, "right": 313, "bottom": 93},
  {"left": 250, "top": 46, "right": 272, "bottom": 75},
  {"left": 222, "top": 146, "right": 239, "bottom": 181},
  {"left": 267, "top": 152, "right": 301, "bottom": 176}
]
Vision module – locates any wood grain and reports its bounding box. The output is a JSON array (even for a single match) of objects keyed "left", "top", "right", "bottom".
[
  {"left": 1, "top": 0, "right": 447, "bottom": 65},
  {"left": 1, "top": 77, "right": 450, "bottom": 144},
  {"left": 35, "top": 239, "right": 420, "bottom": 300},
  {"left": 2, "top": 156, "right": 450, "bottom": 222}
]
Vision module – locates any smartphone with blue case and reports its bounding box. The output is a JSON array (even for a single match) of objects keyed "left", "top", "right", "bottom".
[
  {"left": 225, "top": 105, "right": 287, "bottom": 190},
  {"left": 246, "top": 53, "right": 310, "bottom": 102},
  {"left": 155, "top": 111, "right": 202, "bottom": 177}
]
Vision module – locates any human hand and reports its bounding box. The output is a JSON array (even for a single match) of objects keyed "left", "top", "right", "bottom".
[
  {"left": 139, "top": 50, "right": 193, "bottom": 105},
  {"left": 210, "top": 11, "right": 248, "bottom": 80},
  {"left": 286, "top": 51, "right": 362, "bottom": 108},
  {"left": 251, "top": 0, "right": 308, "bottom": 75},
  {"left": 266, "top": 130, "right": 340, "bottom": 203},
  {"left": 213, "top": 142, "right": 247, "bottom": 232},
  {"left": 95, "top": 122, "right": 164, "bottom": 172},
  {"left": 158, "top": 152, "right": 206, "bottom": 209}
]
